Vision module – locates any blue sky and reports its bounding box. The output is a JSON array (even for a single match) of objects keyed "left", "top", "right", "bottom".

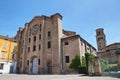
[{"left": 0, "top": 0, "right": 120, "bottom": 48}]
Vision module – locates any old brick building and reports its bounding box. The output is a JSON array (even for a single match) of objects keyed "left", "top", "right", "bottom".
[
  {"left": 96, "top": 28, "right": 120, "bottom": 64},
  {"left": 15, "top": 13, "right": 96, "bottom": 74}
]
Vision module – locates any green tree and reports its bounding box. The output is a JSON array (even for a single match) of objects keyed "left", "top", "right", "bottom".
[
  {"left": 99, "top": 58, "right": 109, "bottom": 72},
  {"left": 85, "top": 52, "right": 94, "bottom": 73},
  {"left": 69, "top": 55, "right": 81, "bottom": 71},
  {"left": 82, "top": 56, "right": 86, "bottom": 66}
]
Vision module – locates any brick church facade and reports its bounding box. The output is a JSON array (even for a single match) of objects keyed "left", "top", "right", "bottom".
[{"left": 15, "top": 13, "right": 96, "bottom": 74}]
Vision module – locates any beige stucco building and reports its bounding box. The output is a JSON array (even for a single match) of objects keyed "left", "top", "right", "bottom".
[
  {"left": 15, "top": 13, "right": 96, "bottom": 74},
  {"left": 96, "top": 28, "right": 120, "bottom": 64}
]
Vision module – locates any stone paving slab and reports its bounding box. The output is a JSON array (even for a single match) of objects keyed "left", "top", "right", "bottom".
[{"left": 0, "top": 74, "right": 119, "bottom": 80}]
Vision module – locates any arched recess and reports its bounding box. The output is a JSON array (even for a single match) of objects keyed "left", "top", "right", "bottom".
[
  {"left": 30, "top": 56, "right": 38, "bottom": 74},
  {"left": 47, "top": 60, "right": 52, "bottom": 74}
]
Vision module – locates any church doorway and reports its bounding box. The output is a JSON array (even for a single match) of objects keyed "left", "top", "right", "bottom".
[
  {"left": 31, "top": 56, "right": 38, "bottom": 74},
  {"left": 47, "top": 61, "right": 52, "bottom": 74}
]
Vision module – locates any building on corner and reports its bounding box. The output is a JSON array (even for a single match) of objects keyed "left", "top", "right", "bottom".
[
  {"left": 15, "top": 13, "right": 96, "bottom": 74},
  {"left": 0, "top": 35, "right": 18, "bottom": 74}
]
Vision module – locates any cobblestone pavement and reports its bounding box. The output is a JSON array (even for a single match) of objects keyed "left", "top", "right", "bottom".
[{"left": 0, "top": 74, "right": 119, "bottom": 80}]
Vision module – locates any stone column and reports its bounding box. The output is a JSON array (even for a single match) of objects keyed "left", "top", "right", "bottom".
[
  {"left": 94, "top": 56, "right": 101, "bottom": 76},
  {"left": 88, "top": 61, "right": 94, "bottom": 76},
  {"left": 117, "top": 54, "right": 120, "bottom": 66},
  {"left": 115, "top": 50, "right": 120, "bottom": 66}
]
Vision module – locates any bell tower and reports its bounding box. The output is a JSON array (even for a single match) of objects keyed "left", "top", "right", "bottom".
[{"left": 96, "top": 28, "right": 106, "bottom": 51}]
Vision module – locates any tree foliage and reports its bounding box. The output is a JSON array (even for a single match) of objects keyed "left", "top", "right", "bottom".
[
  {"left": 82, "top": 56, "right": 86, "bottom": 66},
  {"left": 69, "top": 55, "right": 81, "bottom": 71},
  {"left": 85, "top": 52, "right": 95, "bottom": 73},
  {"left": 69, "top": 53, "right": 94, "bottom": 74},
  {"left": 99, "top": 58, "right": 109, "bottom": 72}
]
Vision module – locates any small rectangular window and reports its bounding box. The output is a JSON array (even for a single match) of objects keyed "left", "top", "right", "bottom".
[
  {"left": 38, "top": 59, "right": 40, "bottom": 65},
  {"left": 1, "top": 51, "right": 6, "bottom": 58},
  {"left": 34, "top": 36, "right": 36, "bottom": 42},
  {"left": 27, "top": 60, "right": 29, "bottom": 66},
  {"left": 28, "top": 47, "right": 30, "bottom": 52},
  {"left": 11, "top": 53, "right": 15, "bottom": 60},
  {"left": 3, "top": 42, "right": 7, "bottom": 48},
  {"left": 13, "top": 45, "right": 16, "bottom": 50},
  {"left": 29, "top": 38, "right": 31, "bottom": 43},
  {"left": 48, "top": 41, "right": 51, "bottom": 48},
  {"left": 98, "top": 37, "right": 103, "bottom": 41},
  {"left": 87, "top": 47, "right": 90, "bottom": 50},
  {"left": 81, "top": 42, "right": 83, "bottom": 46},
  {"left": 48, "top": 31, "right": 51, "bottom": 37},
  {"left": 39, "top": 34, "right": 41, "bottom": 40},
  {"left": 0, "top": 63, "right": 4, "bottom": 70},
  {"left": 39, "top": 44, "right": 41, "bottom": 50},
  {"left": 33, "top": 45, "right": 36, "bottom": 51},
  {"left": 65, "top": 56, "right": 70, "bottom": 63},
  {"left": 65, "top": 42, "right": 69, "bottom": 45}
]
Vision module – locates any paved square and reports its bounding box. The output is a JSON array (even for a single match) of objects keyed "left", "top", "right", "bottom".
[{"left": 0, "top": 74, "right": 120, "bottom": 80}]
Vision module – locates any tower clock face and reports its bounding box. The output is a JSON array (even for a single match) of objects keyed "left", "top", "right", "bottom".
[{"left": 32, "top": 25, "right": 38, "bottom": 35}]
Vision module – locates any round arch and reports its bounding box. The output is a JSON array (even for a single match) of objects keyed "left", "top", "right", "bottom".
[
  {"left": 47, "top": 60, "right": 52, "bottom": 74},
  {"left": 30, "top": 56, "right": 38, "bottom": 74}
]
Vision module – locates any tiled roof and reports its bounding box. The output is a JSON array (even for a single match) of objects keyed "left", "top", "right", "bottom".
[{"left": 0, "top": 35, "right": 16, "bottom": 42}]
